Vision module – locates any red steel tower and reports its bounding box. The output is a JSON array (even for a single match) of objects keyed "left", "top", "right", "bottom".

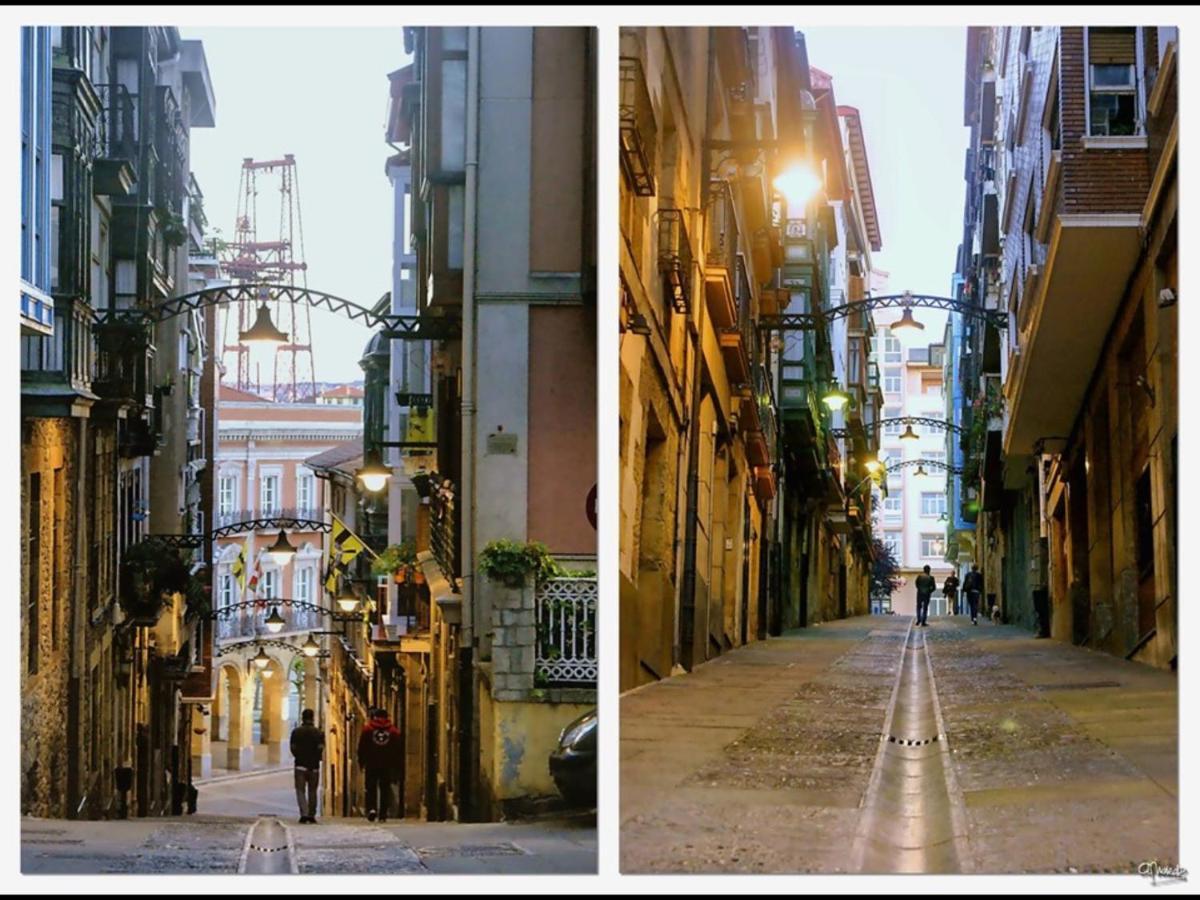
[{"left": 221, "top": 154, "right": 317, "bottom": 401}]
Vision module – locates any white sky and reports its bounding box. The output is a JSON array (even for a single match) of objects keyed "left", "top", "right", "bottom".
[
  {"left": 804, "top": 26, "right": 970, "bottom": 339},
  {"left": 185, "top": 26, "right": 409, "bottom": 385}
]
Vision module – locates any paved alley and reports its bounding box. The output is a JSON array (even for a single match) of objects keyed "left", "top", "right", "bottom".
[{"left": 619, "top": 615, "right": 1177, "bottom": 875}]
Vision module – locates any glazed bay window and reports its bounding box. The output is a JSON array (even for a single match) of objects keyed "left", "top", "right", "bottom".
[
  {"left": 883, "top": 491, "right": 902, "bottom": 519},
  {"left": 883, "top": 407, "right": 902, "bottom": 435},
  {"left": 883, "top": 367, "right": 902, "bottom": 395},
  {"left": 883, "top": 531, "right": 901, "bottom": 557},
  {"left": 1088, "top": 28, "right": 1141, "bottom": 137}
]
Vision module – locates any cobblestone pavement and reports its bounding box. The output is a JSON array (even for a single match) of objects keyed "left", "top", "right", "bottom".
[
  {"left": 22, "top": 768, "right": 597, "bottom": 875},
  {"left": 620, "top": 614, "right": 1177, "bottom": 875}
]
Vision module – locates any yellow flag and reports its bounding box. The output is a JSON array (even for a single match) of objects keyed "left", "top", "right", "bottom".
[
  {"left": 231, "top": 534, "right": 251, "bottom": 593},
  {"left": 324, "top": 513, "right": 375, "bottom": 593}
]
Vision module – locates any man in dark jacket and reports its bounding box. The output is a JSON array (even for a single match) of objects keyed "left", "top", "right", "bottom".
[
  {"left": 357, "top": 707, "right": 403, "bottom": 822},
  {"left": 963, "top": 564, "right": 984, "bottom": 625},
  {"left": 289, "top": 708, "right": 324, "bottom": 824},
  {"left": 914, "top": 565, "right": 936, "bottom": 627}
]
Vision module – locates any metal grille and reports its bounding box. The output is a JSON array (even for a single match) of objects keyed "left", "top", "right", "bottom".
[{"left": 535, "top": 576, "right": 597, "bottom": 686}]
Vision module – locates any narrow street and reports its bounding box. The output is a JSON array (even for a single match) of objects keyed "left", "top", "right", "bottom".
[
  {"left": 620, "top": 615, "right": 1177, "bottom": 874},
  {"left": 22, "top": 768, "right": 596, "bottom": 875}
]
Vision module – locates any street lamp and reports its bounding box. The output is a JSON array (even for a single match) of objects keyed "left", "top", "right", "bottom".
[
  {"left": 264, "top": 605, "right": 286, "bottom": 634},
  {"left": 822, "top": 383, "right": 851, "bottom": 412},
  {"left": 301, "top": 634, "right": 321, "bottom": 658},
  {"left": 914, "top": 463, "right": 928, "bottom": 477},
  {"left": 899, "top": 423, "right": 919, "bottom": 441},
  {"left": 773, "top": 161, "right": 822, "bottom": 209},
  {"left": 891, "top": 292, "right": 925, "bottom": 331},
  {"left": 266, "top": 529, "right": 297, "bottom": 566},
  {"left": 863, "top": 456, "right": 883, "bottom": 476},
  {"left": 238, "top": 303, "right": 290, "bottom": 345},
  {"left": 252, "top": 646, "right": 271, "bottom": 670},
  {"left": 335, "top": 588, "right": 360, "bottom": 614},
  {"left": 356, "top": 448, "right": 392, "bottom": 493}
]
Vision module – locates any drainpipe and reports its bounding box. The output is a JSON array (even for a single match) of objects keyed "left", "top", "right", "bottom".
[
  {"left": 459, "top": 24, "right": 481, "bottom": 819},
  {"left": 677, "top": 30, "right": 718, "bottom": 671}
]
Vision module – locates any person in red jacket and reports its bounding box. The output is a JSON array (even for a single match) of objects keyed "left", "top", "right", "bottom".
[{"left": 357, "top": 707, "right": 402, "bottom": 822}]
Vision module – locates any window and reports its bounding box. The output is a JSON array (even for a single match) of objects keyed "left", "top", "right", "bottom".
[
  {"left": 882, "top": 328, "right": 902, "bottom": 363},
  {"left": 219, "top": 573, "right": 234, "bottom": 609},
  {"left": 921, "top": 376, "right": 943, "bottom": 396},
  {"left": 262, "top": 569, "right": 278, "bottom": 600},
  {"left": 219, "top": 475, "right": 236, "bottom": 518},
  {"left": 884, "top": 491, "right": 902, "bottom": 517},
  {"left": 296, "top": 471, "right": 315, "bottom": 514},
  {"left": 49, "top": 153, "right": 63, "bottom": 291},
  {"left": 921, "top": 534, "right": 946, "bottom": 558},
  {"left": 260, "top": 473, "right": 280, "bottom": 516},
  {"left": 296, "top": 566, "right": 314, "bottom": 605},
  {"left": 921, "top": 493, "right": 947, "bottom": 517},
  {"left": 1088, "top": 28, "right": 1140, "bottom": 136},
  {"left": 922, "top": 451, "right": 947, "bottom": 466},
  {"left": 884, "top": 368, "right": 902, "bottom": 394},
  {"left": 883, "top": 532, "right": 901, "bottom": 557},
  {"left": 883, "top": 408, "right": 903, "bottom": 435}
]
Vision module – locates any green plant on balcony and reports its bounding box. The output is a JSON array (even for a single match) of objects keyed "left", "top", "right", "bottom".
[
  {"left": 185, "top": 568, "right": 212, "bottom": 619},
  {"left": 371, "top": 541, "right": 423, "bottom": 585},
  {"left": 160, "top": 211, "right": 188, "bottom": 248},
  {"left": 120, "top": 542, "right": 191, "bottom": 623}
]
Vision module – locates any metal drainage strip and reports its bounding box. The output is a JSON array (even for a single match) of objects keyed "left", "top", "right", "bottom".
[
  {"left": 239, "top": 819, "right": 294, "bottom": 875},
  {"left": 851, "top": 628, "right": 965, "bottom": 874}
]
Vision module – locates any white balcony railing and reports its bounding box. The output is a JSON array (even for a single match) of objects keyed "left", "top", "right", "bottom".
[{"left": 535, "top": 576, "right": 597, "bottom": 686}]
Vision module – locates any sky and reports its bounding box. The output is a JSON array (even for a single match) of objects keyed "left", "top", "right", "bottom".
[
  {"left": 804, "top": 26, "right": 970, "bottom": 339},
  {"left": 186, "top": 27, "right": 409, "bottom": 386}
]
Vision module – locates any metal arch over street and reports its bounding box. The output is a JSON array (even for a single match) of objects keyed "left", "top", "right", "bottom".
[
  {"left": 92, "top": 282, "right": 462, "bottom": 341},
  {"left": 882, "top": 458, "right": 965, "bottom": 476},
  {"left": 214, "top": 637, "right": 331, "bottom": 659},
  {"left": 758, "top": 292, "right": 1008, "bottom": 330},
  {"left": 831, "top": 416, "right": 966, "bottom": 439},
  {"left": 144, "top": 516, "right": 333, "bottom": 550},
  {"left": 203, "top": 598, "right": 347, "bottom": 623}
]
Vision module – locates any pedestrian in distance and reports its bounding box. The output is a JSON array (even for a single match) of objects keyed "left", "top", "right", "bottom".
[
  {"left": 358, "top": 707, "right": 403, "bottom": 823},
  {"left": 914, "top": 565, "right": 936, "bottom": 627},
  {"left": 942, "top": 572, "right": 960, "bottom": 616},
  {"left": 290, "top": 708, "right": 324, "bottom": 824},
  {"left": 963, "top": 564, "right": 984, "bottom": 625}
]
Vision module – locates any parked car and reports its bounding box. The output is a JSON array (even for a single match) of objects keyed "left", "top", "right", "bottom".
[{"left": 549, "top": 709, "right": 596, "bottom": 808}]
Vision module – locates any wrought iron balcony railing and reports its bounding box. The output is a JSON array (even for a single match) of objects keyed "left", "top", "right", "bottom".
[
  {"left": 535, "top": 576, "right": 597, "bottom": 687},
  {"left": 657, "top": 209, "right": 692, "bottom": 315}
]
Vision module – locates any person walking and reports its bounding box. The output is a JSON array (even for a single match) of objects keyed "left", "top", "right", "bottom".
[
  {"left": 914, "top": 565, "right": 936, "bottom": 627},
  {"left": 289, "top": 708, "right": 324, "bottom": 824},
  {"left": 963, "top": 564, "right": 984, "bottom": 625},
  {"left": 943, "top": 572, "right": 961, "bottom": 616},
  {"left": 357, "top": 707, "right": 403, "bottom": 822}
]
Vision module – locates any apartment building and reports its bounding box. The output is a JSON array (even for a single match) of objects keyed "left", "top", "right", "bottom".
[{"left": 954, "top": 26, "right": 1177, "bottom": 667}]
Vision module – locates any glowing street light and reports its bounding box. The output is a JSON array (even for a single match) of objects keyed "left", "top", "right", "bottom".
[
  {"left": 356, "top": 449, "right": 392, "bottom": 493},
  {"left": 822, "top": 383, "right": 851, "bottom": 412},
  {"left": 238, "top": 303, "right": 289, "bottom": 345},
  {"left": 252, "top": 646, "right": 271, "bottom": 670},
  {"left": 266, "top": 529, "right": 297, "bottom": 567},
  {"left": 773, "top": 160, "right": 822, "bottom": 209},
  {"left": 301, "top": 634, "right": 320, "bottom": 658},
  {"left": 264, "top": 605, "right": 286, "bottom": 634}
]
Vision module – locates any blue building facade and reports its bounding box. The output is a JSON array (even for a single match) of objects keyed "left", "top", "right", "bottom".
[
  {"left": 944, "top": 273, "right": 975, "bottom": 572},
  {"left": 20, "top": 26, "right": 54, "bottom": 335}
]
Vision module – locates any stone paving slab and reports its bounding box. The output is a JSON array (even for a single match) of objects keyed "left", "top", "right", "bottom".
[
  {"left": 924, "top": 619, "right": 1178, "bottom": 875},
  {"left": 621, "top": 616, "right": 909, "bottom": 873}
]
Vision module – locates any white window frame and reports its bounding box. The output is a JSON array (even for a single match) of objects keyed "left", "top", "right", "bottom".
[
  {"left": 883, "top": 492, "right": 903, "bottom": 517},
  {"left": 295, "top": 467, "right": 316, "bottom": 516},
  {"left": 920, "top": 534, "right": 945, "bottom": 559},
  {"left": 920, "top": 492, "right": 947, "bottom": 518},
  {"left": 218, "top": 473, "right": 238, "bottom": 519},
  {"left": 883, "top": 531, "right": 902, "bottom": 557},
  {"left": 294, "top": 564, "right": 314, "bottom": 606},
  {"left": 218, "top": 570, "right": 234, "bottom": 609},
  {"left": 259, "top": 468, "right": 282, "bottom": 517},
  {"left": 883, "top": 367, "right": 902, "bottom": 394},
  {"left": 262, "top": 567, "right": 279, "bottom": 601}
]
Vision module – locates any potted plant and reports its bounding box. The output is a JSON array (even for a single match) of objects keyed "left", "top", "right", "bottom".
[
  {"left": 160, "top": 211, "right": 188, "bottom": 248},
  {"left": 371, "top": 541, "right": 418, "bottom": 584},
  {"left": 120, "top": 542, "right": 190, "bottom": 623},
  {"left": 478, "top": 539, "right": 563, "bottom": 588}
]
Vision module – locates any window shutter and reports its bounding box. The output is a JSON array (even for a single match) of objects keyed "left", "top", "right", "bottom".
[{"left": 1089, "top": 28, "right": 1136, "bottom": 65}]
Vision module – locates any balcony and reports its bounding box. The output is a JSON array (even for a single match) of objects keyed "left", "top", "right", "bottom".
[
  {"left": 214, "top": 602, "right": 324, "bottom": 643},
  {"left": 92, "top": 319, "right": 155, "bottom": 409},
  {"left": 429, "top": 475, "right": 459, "bottom": 590},
  {"left": 658, "top": 209, "right": 692, "bottom": 315},
  {"left": 1002, "top": 189, "right": 1142, "bottom": 472},
  {"left": 704, "top": 183, "right": 737, "bottom": 329},
  {"left": 535, "top": 576, "right": 597, "bottom": 687},
  {"left": 214, "top": 508, "right": 325, "bottom": 530},
  {"left": 753, "top": 465, "right": 776, "bottom": 502},
  {"left": 780, "top": 364, "right": 829, "bottom": 483},
  {"left": 618, "top": 57, "right": 656, "bottom": 197},
  {"left": 93, "top": 83, "right": 137, "bottom": 196}
]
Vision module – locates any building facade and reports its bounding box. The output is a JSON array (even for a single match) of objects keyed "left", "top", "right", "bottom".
[
  {"left": 369, "top": 26, "right": 598, "bottom": 821},
  {"left": 201, "top": 386, "right": 362, "bottom": 776},
  {"left": 619, "top": 27, "right": 883, "bottom": 693},
  {"left": 871, "top": 314, "right": 952, "bottom": 615},
  {"left": 20, "top": 25, "right": 217, "bottom": 819},
  {"left": 952, "top": 26, "right": 1177, "bottom": 667}
]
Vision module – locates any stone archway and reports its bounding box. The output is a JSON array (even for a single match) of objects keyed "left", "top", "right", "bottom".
[
  {"left": 256, "top": 655, "right": 288, "bottom": 766},
  {"left": 216, "top": 663, "right": 252, "bottom": 771}
]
